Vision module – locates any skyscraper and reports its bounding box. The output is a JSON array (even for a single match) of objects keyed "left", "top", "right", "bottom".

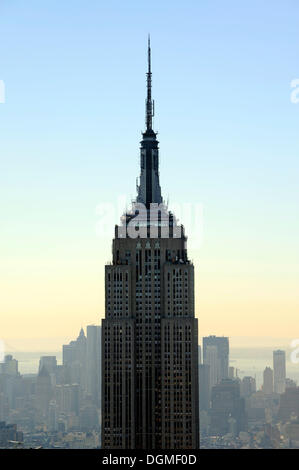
[
  {"left": 273, "top": 350, "right": 286, "bottom": 394},
  {"left": 35, "top": 366, "right": 52, "bottom": 418},
  {"left": 204, "top": 345, "right": 219, "bottom": 389},
  {"left": 38, "top": 356, "right": 57, "bottom": 387},
  {"left": 63, "top": 328, "right": 87, "bottom": 390},
  {"left": 102, "top": 38, "right": 199, "bottom": 449},
  {"left": 203, "top": 336, "right": 229, "bottom": 382},
  {"left": 86, "top": 325, "right": 101, "bottom": 407},
  {"left": 210, "top": 379, "right": 247, "bottom": 436},
  {"left": 0, "top": 355, "right": 18, "bottom": 377},
  {"left": 241, "top": 376, "right": 256, "bottom": 398},
  {"left": 38, "top": 356, "right": 57, "bottom": 376},
  {"left": 263, "top": 366, "right": 274, "bottom": 395},
  {"left": 278, "top": 387, "right": 299, "bottom": 421}
]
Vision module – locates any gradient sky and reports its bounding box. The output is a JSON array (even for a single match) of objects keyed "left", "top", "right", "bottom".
[{"left": 0, "top": 0, "right": 299, "bottom": 351}]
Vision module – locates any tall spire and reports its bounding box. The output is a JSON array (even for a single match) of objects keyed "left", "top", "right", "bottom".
[
  {"left": 136, "top": 36, "right": 162, "bottom": 208},
  {"left": 146, "top": 34, "right": 154, "bottom": 131}
]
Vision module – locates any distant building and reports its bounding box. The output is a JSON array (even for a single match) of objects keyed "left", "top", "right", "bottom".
[
  {"left": 209, "top": 379, "right": 247, "bottom": 436},
  {"left": 39, "top": 356, "right": 57, "bottom": 375},
  {"left": 203, "top": 336, "right": 229, "bottom": 382},
  {"left": 35, "top": 366, "right": 52, "bottom": 418},
  {"left": 86, "top": 325, "right": 101, "bottom": 407},
  {"left": 263, "top": 367, "right": 274, "bottom": 395},
  {"left": 228, "top": 366, "right": 235, "bottom": 379},
  {"left": 278, "top": 387, "right": 299, "bottom": 422},
  {"left": 0, "top": 355, "right": 18, "bottom": 377},
  {"left": 199, "top": 364, "right": 210, "bottom": 411},
  {"left": 247, "top": 391, "right": 266, "bottom": 423},
  {"left": 263, "top": 423, "right": 281, "bottom": 448},
  {"left": 0, "top": 393, "right": 7, "bottom": 421},
  {"left": 55, "top": 384, "right": 80, "bottom": 415},
  {"left": 48, "top": 400, "right": 58, "bottom": 432},
  {"left": 0, "top": 421, "right": 23, "bottom": 447},
  {"left": 241, "top": 376, "right": 256, "bottom": 398},
  {"left": 79, "top": 402, "right": 99, "bottom": 431},
  {"left": 285, "top": 421, "right": 299, "bottom": 447},
  {"left": 39, "top": 356, "right": 57, "bottom": 387},
  {"left": 286, "top": 378, "right": 297, "bottom": 389},
  {"left": 63, "top": 328, "right": 87, "bottom": 389},
  {"left": 204, "top": 345, "right": 218, "bottom": 389},
  {"left": 273, "top": 350, "right": 286, "bottom": 394}
]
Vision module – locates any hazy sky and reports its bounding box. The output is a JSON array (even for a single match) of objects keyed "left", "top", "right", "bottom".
[{"left": 0, "top": 0, "right": 299, "bottom": 350}]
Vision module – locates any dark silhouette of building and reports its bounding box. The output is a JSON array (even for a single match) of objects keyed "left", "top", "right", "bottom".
[
  {"left": 63, "top": 328, "right": 87, "bottom": 390},
  {"left": 0, "top": 421, "right": 23, "bottom": 447},
  {"left": 38, "top": 356, "right": 57, "bottom": 375},
  {"left": 210, "top": 379, "right": 247, "bottom": 436},
  {"left": 35, "top": 366, "right": 52, "bottom": 418},
  {"left": 102, "top": 38, "right": 199, "bottom": 449},
  {"left": 263, "top": 366, "right": 274, "bottom": 395},
  {"left": 278, "top": 387, "right": 299, "bottom": 422}
]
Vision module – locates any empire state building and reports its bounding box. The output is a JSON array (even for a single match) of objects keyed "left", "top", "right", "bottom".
[{"left": 101, "top": 38, "right": 199, "bottom": 449}]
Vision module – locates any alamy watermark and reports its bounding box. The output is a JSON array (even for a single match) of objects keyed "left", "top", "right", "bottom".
[
  {"left": 290, "top": 339, "right": 299, "bottom": 364},
  {"left": 95, "top": 196, "right": 204, "bottom": 249},
  {"left": 0, "top": 80, "right": 5, "bottom": 103}
]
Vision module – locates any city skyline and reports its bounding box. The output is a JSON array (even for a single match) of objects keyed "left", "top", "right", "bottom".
[
  {"left": 2, "top": 327, "right": 298, "bottom": 449},
  {"left": 1, "top": 2, "right": 299, "bottom": 348},
  {"left": 1, "top": 0, "right": 299, "bottom": 455}
]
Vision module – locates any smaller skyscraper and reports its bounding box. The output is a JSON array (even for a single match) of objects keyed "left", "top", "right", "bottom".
[
  {"left": 48, "top": 400, "right": 58, "bottom": 431},
  {"left": 0, "top": 422, "right": 23, "bottom": 447},
  {"left": 55, "top": 384, "right": 80, "bottom": 415},
  {"left": 210, "top": 379, "right": 247, "bottom": 436},
  {"left": 39, "top": 356, "right": 57, "bottom": 387},
  {"left": 35, "top": 366, "right": 53, "bottom": 418},
  {"left": 241, "top": 376, "right": 256, "bottom": 398},
  {"left": 86, "top": 325, "right": 101, "bottom": 407},
  {"left": 63, "top": 328, "right": 87, "bottom": 389},
  {"left": 0, "top": 355, "right": 18, "bottom": 377},
  {"left": 278, "top": 387, "right": 299, "bottom": 421},
  {"left": 228, "top": 366, "right": 235, "bottom": 379},
  {"left": 203, "top": 336, "right": 229, "bottom": 382},
  {"left": 273, "top": 350, "right": 286, "bottom": 394},
  {"left": 263, "top": 367, "right": 274, "bottom": 395},
  {"left": 204, "top": 345, "right": 219, "bottom": 389},
  {"left": 38, "top": 356, "right": 57, "bottom": 375}
]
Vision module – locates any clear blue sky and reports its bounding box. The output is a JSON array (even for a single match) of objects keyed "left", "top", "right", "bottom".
[{"left": 0, "top": 0, "right": 299, "bottom": 348}]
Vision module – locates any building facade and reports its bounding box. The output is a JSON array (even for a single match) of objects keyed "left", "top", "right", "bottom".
[
  {"left": 101, "top": 39, "right": 199, "bottom": 449},
  {"left": 203, "top": 336, "right": 229, "bottom": 383},
  {"left": 210, "top": 379, "right": 247, "bottom": 436},
  {"left": 263, "top": 367, "right": 274, "bottom": 395},
  {"left": 273, "top": 350, "right": 286, "bottom": 395},
  {"left": 86, "top": 325, "right": 101, "bottom": 407}
]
